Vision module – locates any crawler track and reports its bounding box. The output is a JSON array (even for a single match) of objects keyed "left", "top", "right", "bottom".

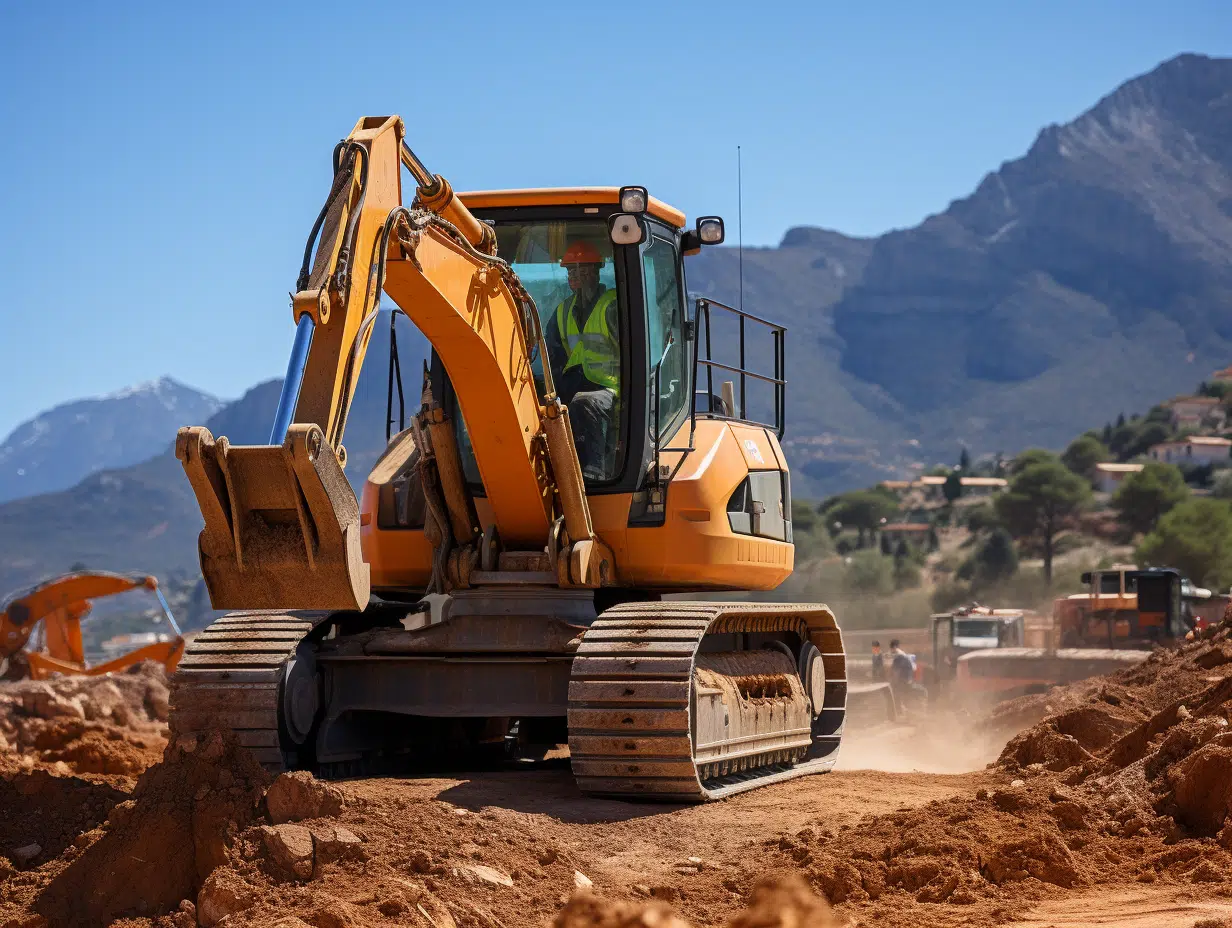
[
  {"left": 568, "top": 601, "right": 846, "bottom": 801},
  {"left": 170, "top": 611, "right": 319, "bottom": 769}
]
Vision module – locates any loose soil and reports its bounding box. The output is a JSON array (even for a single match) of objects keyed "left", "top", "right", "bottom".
[{"left": 6, "top": 613, "right": 1232, "bottom": 928}]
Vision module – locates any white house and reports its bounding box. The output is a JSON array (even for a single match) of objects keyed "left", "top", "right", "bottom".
[
  {"left": 1163, "top": 396, "right": 1224, "bottom": 430},
  {"left": 959, "top": 476, "right": 1008, "bottom": 497},
  {"left": 1094, "top": 462, "right": 1144, "bottom": 493},
  {"left": 1148, "top": 435, "right": 1232, "bottom": 466},
  {"left": 907, "top": 474, "right": 1007, "bottom": 500}
]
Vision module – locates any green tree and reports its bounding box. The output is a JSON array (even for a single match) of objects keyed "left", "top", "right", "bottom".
[
  {"left": 1145, "top": 404, "right": 1173, "bottom": 425},
  {"left": 1212, "top": 469, "right": 1232, "bottom": 501},
  {"left": 1125, "top": 421, "right": 1173, "bottom": 459},
  {"left": 995, "top": 459, "right": 1091, "bottom": 584},
  {"left": 843, "top": 549, "right": 894, "bottom": 595},
  {"left": 1137, "top": 498, "right": 1232, "bottom": 589},
  {"left": 1009, "top": 448, "right": 1057, "bottom": 475},
  {"left": 893, "top": 556, "right": 922, "bottom": 590},
  {"left": 964, "top": 502, "right": 1001, "bottom": 534},
  {"left": 822, "top": 489, "right": 899, "bottom": 547},
  {"left": 959, "top": 447, "right": 971, "bottom": 472},
  {"left": 943, "top": 470, "right": 964, "bottom": 504},
  {"left": 1112, "top": 462, "right": 1189, "bottom": 535},
  {"left": 791, "top": 499, "right": 819, "bottom": 534},
  {"left": 1062, "top": 434, "right": 1110, "bottom": 482},
  {"left": 957, "top": 527, "right": 1019, "bottom": 591}
]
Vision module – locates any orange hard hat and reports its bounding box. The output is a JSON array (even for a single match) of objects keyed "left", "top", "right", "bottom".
[{"left": 560, "top": 240, "right": 603, "bottom": 266}]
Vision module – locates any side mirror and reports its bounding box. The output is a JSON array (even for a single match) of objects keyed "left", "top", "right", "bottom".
[{"left": 609, "top": 213, "right": 646, "bottom": 246}]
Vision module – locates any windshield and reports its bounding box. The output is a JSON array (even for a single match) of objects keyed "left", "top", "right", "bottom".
[
  {"left": 954, "top": 619, "right": 999, "bottom": 639},
  {"left": 455, "top": 219, "right": 625, "bottom": 486}
]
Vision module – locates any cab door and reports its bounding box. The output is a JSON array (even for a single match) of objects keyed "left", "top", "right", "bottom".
[
  {"left": 931, "top": 615, "right": 955, "bottom": 684},
  {"left": 640, "top": 225, "right": 691, "bottom": 448}
]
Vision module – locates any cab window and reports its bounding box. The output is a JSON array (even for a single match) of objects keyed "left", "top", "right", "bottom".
[
  {"left": 642, "top": 235, "right": 688, "bottom": 438},
  {"left": 456, "top": 219, "right": 624, "bottom": 485}
]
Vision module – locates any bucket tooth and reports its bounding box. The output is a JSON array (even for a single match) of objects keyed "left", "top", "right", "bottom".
[{"left": 176, "top": 424, "right": 370, "bottom": 611}]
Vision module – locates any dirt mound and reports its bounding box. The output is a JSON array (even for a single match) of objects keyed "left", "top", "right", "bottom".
[
  {"left": 553, "top": 874, "right": 834, "bottom": 928},
  {"left": 0, "top": 662, "right": 169, "bottom": 782},
  {"left": 0, "top": 730, "right": 268, "bottom": 927},
  {"left": 7, "top": 613, "right": 1232, "bottom": 928},
  {"left": 731, "top": 609, "right": 1232, "bottom": 927}
]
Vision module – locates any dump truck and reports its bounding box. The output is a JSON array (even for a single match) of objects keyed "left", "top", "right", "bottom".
[{"left": 927, "top": 605, "right": 1028, "bottom": 694}]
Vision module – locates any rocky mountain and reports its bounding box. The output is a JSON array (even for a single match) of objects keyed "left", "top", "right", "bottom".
[
  {"left": 685, "top": 53, "right": 1232, "bottom": 495},
  {"left": 0, "top": 377, "right": 224, "bottom": 503},
  {"left": 0, "top": 380, "right": 280, "bottom": 599}
]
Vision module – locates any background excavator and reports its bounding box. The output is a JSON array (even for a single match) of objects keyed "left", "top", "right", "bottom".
[
  {"left": 172, "top": 115, "right": 848, "bottom": 801},
  {"left": 0, "top": 571, "right": 184, "bottom": 680}
]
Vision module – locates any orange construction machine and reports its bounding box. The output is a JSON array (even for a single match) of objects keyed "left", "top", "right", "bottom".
[
  {"left": 172, "top": 116, "right": 849, "bottom": 801},
  {"left": 945, "top": 569, "right": 1199, "bottom": 702},
  {"left": 1056, "top": 567, "right": 1199, "bottom": 648},
  {"left": 0, "top": 571, "right": 184, "bottom": 680}
]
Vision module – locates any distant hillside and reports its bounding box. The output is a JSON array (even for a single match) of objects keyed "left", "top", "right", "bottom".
[
  {"left": 686, "top": 53, "right": 1232, "bottom": 496},
  {"left": 0, "top": 380, "right": 280, "bottom": 597},
  {"left": 0, "top": 312, "right": 427, "bottom": 598},
  {"left": 0, "top": 377, "right": 223, "bottom": 503}
]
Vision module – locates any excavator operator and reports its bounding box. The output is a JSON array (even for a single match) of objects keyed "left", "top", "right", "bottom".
[{"left": 545, "top": 240, "right": 620, "bottom": 480}]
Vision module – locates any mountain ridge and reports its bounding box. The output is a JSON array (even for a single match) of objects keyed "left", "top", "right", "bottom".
[{"left": 0, "top": 376, "right": 225, "bottom": 503}]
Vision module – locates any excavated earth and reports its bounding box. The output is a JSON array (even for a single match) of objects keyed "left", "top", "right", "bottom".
[{"left": 9, "top": 617, "right": 1232, "bottom": 927}]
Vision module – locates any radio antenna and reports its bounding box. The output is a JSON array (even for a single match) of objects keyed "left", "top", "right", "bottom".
[{"left": 737, "top": 145, "right": 744, "bottom": 313}]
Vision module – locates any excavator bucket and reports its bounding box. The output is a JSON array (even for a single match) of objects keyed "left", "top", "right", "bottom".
[{"left": 176, "top": 424, "right": 371, "bottom": 612}]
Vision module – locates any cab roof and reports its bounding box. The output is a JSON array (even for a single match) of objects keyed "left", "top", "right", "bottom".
[{"left": 458, "top": 187, "right": 686, "bottom": 229}]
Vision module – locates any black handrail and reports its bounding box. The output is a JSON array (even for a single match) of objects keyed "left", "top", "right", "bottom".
[
  {"left": 691, "top": 297, "right": 787, "bottom": 439},
  {"left": 649, "top": 296, "right": 787, "bottom": 491}
]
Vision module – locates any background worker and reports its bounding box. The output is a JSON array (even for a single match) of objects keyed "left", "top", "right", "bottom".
[
  {"left": 871, "top": 640, "right": 885, "bottom": 682},
  {"left": 888, "top": 638, "right": 925, "bottom": 706},
  {"left": 545, "top": 241, "right": 620, "bottom": 480}
]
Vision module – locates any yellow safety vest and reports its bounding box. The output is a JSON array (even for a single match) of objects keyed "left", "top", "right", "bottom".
[{"left": 556, "top": 289, "right": 619, "bottom": 391}]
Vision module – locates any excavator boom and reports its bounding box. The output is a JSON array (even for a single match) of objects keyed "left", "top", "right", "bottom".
[{"left": 178, "top": 116, "right": 602, "bottom": 611}]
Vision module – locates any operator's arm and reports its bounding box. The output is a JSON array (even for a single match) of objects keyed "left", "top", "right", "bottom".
[{"left": 543, "top": 304, "right": 568, "bottom": 377}]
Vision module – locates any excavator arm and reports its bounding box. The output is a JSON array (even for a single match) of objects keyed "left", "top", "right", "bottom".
[{"left": 178, "top": 116, "right": 607, "bottom": 612}]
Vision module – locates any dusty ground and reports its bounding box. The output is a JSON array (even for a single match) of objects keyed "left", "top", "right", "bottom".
[{"left": 7, "top": 620, "right": 1232, "bottom": 928}]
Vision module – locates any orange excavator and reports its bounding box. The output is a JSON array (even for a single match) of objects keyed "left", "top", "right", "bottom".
[
  {"left": 0, "top": 571, "right": 185, "bottom": 680},
  {"left": 172, "top": 116, "right": 848, "bottom": 801}
]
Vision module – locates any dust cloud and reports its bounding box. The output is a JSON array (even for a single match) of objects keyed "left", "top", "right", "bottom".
[{"left": 837, "top": 714, "right": 1009, "bottom": 774}]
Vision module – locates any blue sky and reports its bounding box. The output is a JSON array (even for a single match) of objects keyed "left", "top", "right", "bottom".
[{"left": 1, "top": 1, "right": 1229, "bottom": 437}]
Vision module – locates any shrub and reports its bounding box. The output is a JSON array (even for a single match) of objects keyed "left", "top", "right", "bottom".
[
  {"left": 1112, "top": 462, "right": 1189, "bottom": 535},
  {"left": 1137, "top": 498, "right": 1232, "bottom": 590}
]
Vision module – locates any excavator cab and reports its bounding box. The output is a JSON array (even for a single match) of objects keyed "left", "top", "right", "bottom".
[{"left": 449, "top": 193, "right": 702, "bottom": 490}]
